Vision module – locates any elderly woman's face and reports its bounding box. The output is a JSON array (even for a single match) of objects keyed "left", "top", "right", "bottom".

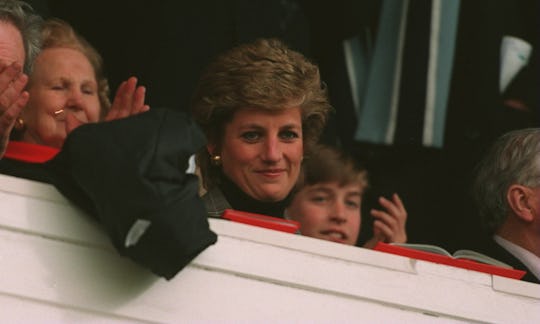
[
  {"left": 21, "top": 47, "right": 100, "bottom": 148},
  {"left": 216, "top": 106, "right": 303, "bottom": 202}
]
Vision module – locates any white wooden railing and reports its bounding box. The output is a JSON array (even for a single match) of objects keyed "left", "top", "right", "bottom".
[{"left": 1, "top": 173, "right": 539, "bottom": 323}]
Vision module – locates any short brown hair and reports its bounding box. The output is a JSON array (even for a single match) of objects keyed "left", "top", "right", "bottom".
[
  {"left": 296, "top": 144, "right": 368, "bottom": 192},
  {"left": 191, "top": 38, "right": 332, "bottom": 189}
]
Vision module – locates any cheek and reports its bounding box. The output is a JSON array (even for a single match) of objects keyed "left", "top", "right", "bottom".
[
  {"left": 288, "top": 142, "right": 304, "bottom": 162},
  {"left": 85, "top": 99, "right": 101, "bottom": 122},
  {"left": 347, "top": 210, "right": 361, "bottom": 239},
  {"left": 220, "top": 141, "right": 256, "bottom": 182},
  {"left": 23, "top": 95, "right": 55, "bottom": 126},
  {"left": 290, "top": 198, "right": 327, "bottom": 230},
  {"left": 221, "top": 139, "right": 255, "bottom": 166},
  {"left": 299, "top": 209, "right": 327, "bottom": 237},
  {"left": 285, "top": 142, "right": 304, "bottom": 173}
]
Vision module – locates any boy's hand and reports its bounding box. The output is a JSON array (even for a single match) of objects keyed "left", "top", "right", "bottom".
[{"left": 364, "top": 193, "right": 407, "bottom": 249}]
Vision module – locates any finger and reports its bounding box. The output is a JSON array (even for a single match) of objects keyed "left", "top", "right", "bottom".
[
  {"left": 0, "top": 63, "right": 23, "bottom": 95},
  {"left": 0, "top": 61, "right": 8, "bottom": 73},
  {"left": 373, "top": 207, "right": 408, "bottom": 243},
  {"left": 372, "top": 225, "right": 384, "bottom": 241},
  {"left": 373, "top": 220, "right": 394, "bottom": 243},
  {"left": 116, "top": 77, "right": 137, "bottom": 118},
  {"left": 392, "top": 193, "right": 406, "bottom": 213},
  {"left": 106, "top": 81, "right": 127, "bottom": 121},
  {"left": 0, "top": 91, "right": 28, "bottom": 132},
  {"left": 391, "top": 193, "right": 408, "bottom": 224},
  {"left": 0, "top": 73, "right": 28, "bottom": 109},
  {"left": 1, "top": 91, "right": 28, "bottom": 157},
  {"left": 377, "top": 196, "right": 401, "bottom": 218},
  {"left": 132, "top": 85, "right": 146, "bottom": 114},
  {"left": 371, "top": 209, "right": 398, "bottom": 230},
  {"left": 1, "top": 90, "right": 28, "bottom": 124}
]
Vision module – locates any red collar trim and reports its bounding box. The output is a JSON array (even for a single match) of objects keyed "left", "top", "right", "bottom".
[{"left": 4, "top": 141, "right": 59, "bottom": 163}]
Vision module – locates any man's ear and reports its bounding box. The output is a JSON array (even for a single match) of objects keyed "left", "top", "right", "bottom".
[{"left": 507, "top": 184, "right": 534, "bottom": 222}]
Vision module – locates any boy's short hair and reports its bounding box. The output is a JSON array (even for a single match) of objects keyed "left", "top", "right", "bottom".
[{"left": 297, "top": 144, "right": 368, "bottom": 191}]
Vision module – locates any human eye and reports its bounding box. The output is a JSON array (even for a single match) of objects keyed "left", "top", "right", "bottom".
[
  {"left": 82, "top": 85, "right": 96, "bottom": 95},
  {"left": 241, "top": 131, "right": 261, "bottom": 142},
  {"left": 310, "top": 194, "right": 328, "bottom": 204},
  {"left": 50, "top": 83, "right": 65, "bottom": 90},
  {"left": 345, "top": 198, "right": 361, "bottom": 209},
  {"left": 279, "top": 129, "right": 300, "bottom": 141}
]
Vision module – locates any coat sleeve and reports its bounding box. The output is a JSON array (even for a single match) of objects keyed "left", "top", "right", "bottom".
[{"left": 48, "top": 108, "right": 217, "bottom": 280}]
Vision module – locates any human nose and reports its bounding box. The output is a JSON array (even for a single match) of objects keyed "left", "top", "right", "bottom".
[
  {"left": 261, "top": 136, "right": 282, "bottom": 162},
  {"left": 329, "top": 201, "right": 347, "bottom": 224},
  {"left": 65, "top": 89, "right": 85, "bottom": 113}
]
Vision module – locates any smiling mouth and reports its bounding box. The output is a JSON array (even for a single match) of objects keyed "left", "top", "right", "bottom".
[
  {"left": 321, "top": 230, "right": 347, "bottom": 242},
  {"left": 256, "top": 169, "right": 285, "bottom": 177}
]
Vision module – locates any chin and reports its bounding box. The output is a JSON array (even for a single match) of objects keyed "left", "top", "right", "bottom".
[
  {"left": 255, "top": 191, "right": 288, "bottom": 202},
  {"left": 252, "top": 184, "right": 292, "bottom": 202}
]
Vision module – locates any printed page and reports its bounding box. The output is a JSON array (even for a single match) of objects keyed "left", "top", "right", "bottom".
[
  {"left": 453, "top": 250, "right": 512, "bottom": 269},
  {"left": 390, "top": 243, "right": 452, "bottom": 257}
]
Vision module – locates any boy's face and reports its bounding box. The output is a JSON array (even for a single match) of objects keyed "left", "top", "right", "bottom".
[{"left": 288, "top": 181, "right": 362, "bottom": 245}]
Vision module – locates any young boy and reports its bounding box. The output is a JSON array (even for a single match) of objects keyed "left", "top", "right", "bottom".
[{"left": 286, "top": 145, "right": 407, "bottom": 247}]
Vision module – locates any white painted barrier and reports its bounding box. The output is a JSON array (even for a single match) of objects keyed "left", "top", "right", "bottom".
[{"left": 1, "top": 173, "right": 539, "bottom": 323}]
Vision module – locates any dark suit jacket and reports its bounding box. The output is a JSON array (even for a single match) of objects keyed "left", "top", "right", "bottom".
[{"left": 478, "top": 238, "right": 539, "bottom": 284}]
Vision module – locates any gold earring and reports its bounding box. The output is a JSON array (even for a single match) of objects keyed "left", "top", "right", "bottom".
[
  {"left": 15, "top": 117, "right": 26, "bottom": 131},
  {"left": 211, "top": 155, "right": 222, "bottom": 166}
]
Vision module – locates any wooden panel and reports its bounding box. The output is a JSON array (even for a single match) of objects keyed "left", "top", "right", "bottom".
[
  {"left": 0, "top": 294, "right": 143, "bottom": 323},
  {"left": 1, "top": 173, "right": 539, "bottom": 323},
  {"left": 0, "top": 227, "right": 452, "bottom": 323}
]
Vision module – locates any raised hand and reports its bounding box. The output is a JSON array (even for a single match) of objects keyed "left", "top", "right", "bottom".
[
  {"left": 0, "top": 62, "right": 29, "bottom": 158},
  {"left": 105, "top": 76, "right": 149, "bottom": 121},
  {"left": 363, "top": 193, "right": 408, "bottom": 249}
]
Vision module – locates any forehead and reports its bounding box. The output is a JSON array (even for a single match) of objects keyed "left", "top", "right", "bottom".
[
  {"left": 304, "top": 182, "right": 363, "bottom": 196},
  {"left": 33, "top": 47, "right": 95, "bottom": 78},
  {"left": 227, "top": 106, "right": 302, "bottom": 128},
  {"left": 0, "top": 20, "right": 25, "bottom": 66}
]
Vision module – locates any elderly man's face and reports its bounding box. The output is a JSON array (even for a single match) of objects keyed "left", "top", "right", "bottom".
[{"left": 0, "top": 20, "right": 25, "bottom": 66}]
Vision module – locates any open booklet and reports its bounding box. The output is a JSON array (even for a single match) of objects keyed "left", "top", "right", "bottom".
[
  {"left": 390, "top": 243, "right": 512, "bottom": 268},
  {"left": 374, "top": 242, "right": 526, "bottom": 280}
]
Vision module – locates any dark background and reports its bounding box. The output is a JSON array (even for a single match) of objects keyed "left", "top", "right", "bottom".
[{"left": 26, "top": 0, "right": 539, "bottom": 251}]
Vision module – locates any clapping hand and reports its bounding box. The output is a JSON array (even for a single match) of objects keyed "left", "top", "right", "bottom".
[
  {"left": 105, "top": 76, "right": 149, "bottom": 121},
  {"left": 363, "top": 193, "right": 408, "bottom": 249},
  {"left": 63, "top": 77, "right": 150, "bottom": 140},
  {"left": 0, "top": 62, "right": 29, "bottom": 158}
]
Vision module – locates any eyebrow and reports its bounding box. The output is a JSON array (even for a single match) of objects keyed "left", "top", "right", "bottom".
[
  {"left": 45, "top": 73, "right": 95, "bottom": 82},
  {"left": 238, "top": 122, "right": 301, "bottom": 131},
  {"left": 307, "top": 187, "right": 333, "bottom": 195},
  {"left": 280, "top": 123, "right": 302, "bottom": 130},
  {"left": 308, "top": 185, "right": 363, "bottom": 197},
  {"left": 346, "top": 192, "right": 363, "bottom": 198}
]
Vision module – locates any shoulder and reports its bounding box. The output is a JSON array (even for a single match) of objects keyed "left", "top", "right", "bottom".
[
  {"left": 482, "top": 238, "right": 539, "bottom": 284},
  {"left": 202, "top": 186, "right": 231, "bottom": 218}
]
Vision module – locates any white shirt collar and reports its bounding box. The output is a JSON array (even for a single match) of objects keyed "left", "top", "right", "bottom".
[{"left": 494, "top": 235, "right": 540, "bottom": 280}]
